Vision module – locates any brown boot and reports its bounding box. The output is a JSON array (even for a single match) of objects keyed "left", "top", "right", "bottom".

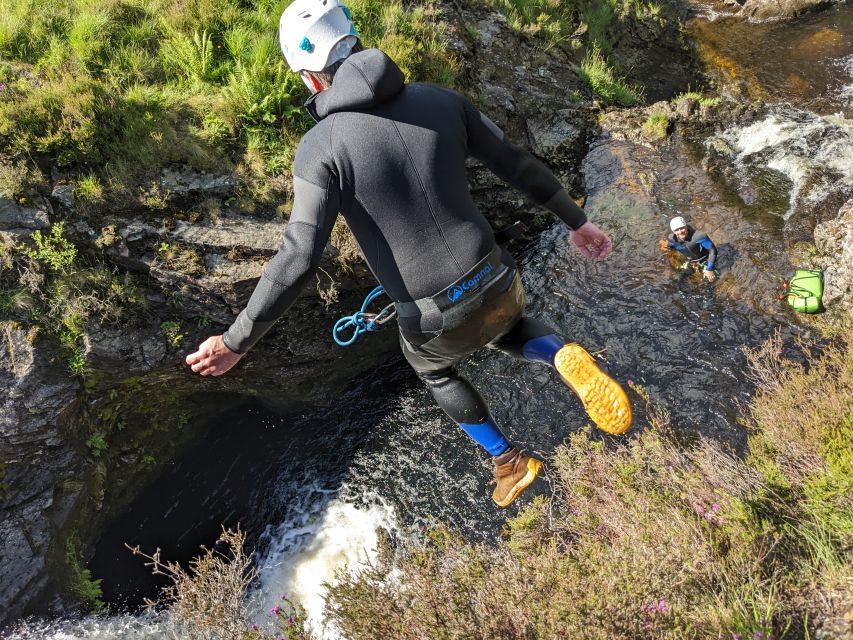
[{"left": 491, "top": 448, "right": 542, "bottom": 508}]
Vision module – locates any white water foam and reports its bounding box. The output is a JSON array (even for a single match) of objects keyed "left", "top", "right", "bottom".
[
  {"left": 710, "top": 105, "right": 853, "bottom": 218},
  {"left": 252, "top": 495, "right": 398, "bottom": 639},
  {"left": 3, "top": 612, "right": 171, "bottom": 639},
  {"left": 833, "top": 54, "right": 853, "bottom": 108}
]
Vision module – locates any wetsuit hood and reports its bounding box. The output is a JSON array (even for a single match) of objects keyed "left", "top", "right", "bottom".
[{"left": 305, "top": 48, "right": 405, "bottom": 121}]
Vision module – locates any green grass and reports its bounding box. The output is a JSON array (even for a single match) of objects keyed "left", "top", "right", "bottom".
[
  {"left": 0, "top": 0, "right": 457, "bottom": 205},
  {"left": 675, "top": 90, "right": 722, "bottom": 108},
  {"left": 74, "top": 173, "right": 102, "bottom": 202},
  {"left": 580, "top": 45, "right": 642, "bottom": 105},
  {"left": 643, "top": 112, "right": 670, "bottom": 140},
  {"left": 65, "top": 535, "right": 104, "bottom": 614}
]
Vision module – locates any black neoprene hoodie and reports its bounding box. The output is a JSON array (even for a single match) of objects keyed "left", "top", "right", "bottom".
[{"left": 223, "top": 49, "right": 587, "bottom": 354}]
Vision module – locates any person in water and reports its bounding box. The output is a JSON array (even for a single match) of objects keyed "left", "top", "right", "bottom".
[
  {"left": 185, "top": 0, "right": 632, "bottom": 507},
  {"left": 660, "top": 216, "right": 718, "bottom": 282}
]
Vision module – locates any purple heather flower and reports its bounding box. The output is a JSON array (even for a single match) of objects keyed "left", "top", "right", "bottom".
[
  {"left": 657, "top": 599, "right": 669, "bottom": 613},
  {"left": 731, "top": 634, "right": 742, "bottom": 640},
  {"left": 250, "top": 624, "right": 259, "bottom": 631},
  {"left": 270, "top": 606, "right": 281, "bottom": 616},
  {"left": 711, "top": 503, "right": 720, "bottom": 513},
  {"left": 753, "top": 633, "right": 763, "bottom": 640},
  {"left": 288, "top": 615, "right": 295, "bottom": 625},
  {"left": 281, "top": 594, "right": 287, "bottom": 600}
]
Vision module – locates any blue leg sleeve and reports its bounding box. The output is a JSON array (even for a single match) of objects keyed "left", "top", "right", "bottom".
[
  {"left": 458, "top": 415, "right": 510, "bottom": 456},
  {"left": 521, "top": 334, "right": 564, "bottom": 366}
]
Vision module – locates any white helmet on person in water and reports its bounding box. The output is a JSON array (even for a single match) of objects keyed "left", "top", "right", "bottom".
[
  {"left": 279, "top": 0, "right": 360, "bottom": 72},
  {"left": 670, "top": 216, "right": 688, "bottom": 232}
]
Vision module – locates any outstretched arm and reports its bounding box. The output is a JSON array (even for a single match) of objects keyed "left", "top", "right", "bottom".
[
  {"left": 187, "top": 171, "right": 340, "bottom": 376},
  {"left": 461, "top": 98, "right": 610, "bottom": 259}
]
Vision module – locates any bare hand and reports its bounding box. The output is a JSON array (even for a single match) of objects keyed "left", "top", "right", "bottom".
[
  {"left": 186, "top": 335, "right": 242, "bottom": 377},
  {"left": 570, "top": 221, "right": 613, "bottom": 260},
  {"left": 703, "top": 269, "right": 716, "bottom": 282}
]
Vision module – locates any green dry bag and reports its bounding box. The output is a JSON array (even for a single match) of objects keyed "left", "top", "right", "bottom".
[{"left": 785, "top": 269, "right": 823, "bottom": 314}]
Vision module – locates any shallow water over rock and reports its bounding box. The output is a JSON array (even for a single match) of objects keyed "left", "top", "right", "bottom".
[{"left": 689, "top": 4, "right": 853, "bottom": 117}]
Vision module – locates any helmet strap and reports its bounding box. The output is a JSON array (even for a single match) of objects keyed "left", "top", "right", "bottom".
[{"left": 300, "top": 71, "right": 328, "bottom": 94}]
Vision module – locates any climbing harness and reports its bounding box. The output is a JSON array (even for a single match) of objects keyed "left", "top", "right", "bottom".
[
  {"left": 781, "top": 269, "right": 823, "bottom": 314},
  {"left": 333, "top": 285, "right": 396, "bottom": 346},
  {"left": 331, "top": 222, "right": 529, "bottom": 346}
]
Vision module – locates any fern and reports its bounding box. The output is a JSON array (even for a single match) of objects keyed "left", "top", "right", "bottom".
[{"left": 162, "top": 29, "right": 220, "bottom": 85}]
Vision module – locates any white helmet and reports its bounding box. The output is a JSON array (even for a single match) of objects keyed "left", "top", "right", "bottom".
[
  {"left": 669, "top": 216, "right": 687, "bottom": 232},
  {"left": 279, "top": 0, "right": 359, "bottom": 72}
]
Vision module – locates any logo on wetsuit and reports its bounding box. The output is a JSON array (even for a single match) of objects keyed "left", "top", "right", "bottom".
[{"left": 447, "top": 263, "right": 494, "bottom": 304}]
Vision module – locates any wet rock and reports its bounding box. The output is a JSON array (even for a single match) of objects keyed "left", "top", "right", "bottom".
[
  {"left": 481, "top": 84, "right": 515, "bottom": 112},
  {"left": 675, "top": 97, "right": 699, "bottom": 119},
  {"left": 169, "top": 214, "right": 284, "bottom": 254},
  {"left": 85, "top": 323, "right": 167, "bottom": 374},
  {"left": 814, "top": 198, "right": 853, "bottom": 312},
  {"left": 740, "top": 0, "right": 839, "bottom": 20},
  {"left": 50, "top": 184, "right": 75, "bottom": 212},
  {"left": 699, "top": 0, "right": 842, "bottom": 19},
  {"left": 0, "top": 326, "right": 81, "bottom": 624},
  {"left": 0, "top": 196, "right": 50, "bottom": 233},
  {"left": 471, "top": 12, "right": 507, "bottom": 47},
  {"left": 527, "top": 112, "right": 583, "bottom": 168}
]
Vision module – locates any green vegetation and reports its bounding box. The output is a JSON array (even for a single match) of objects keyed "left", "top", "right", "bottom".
[
  {"left": 156, "top": 241, "right": 206, "bottom": 276},
  {"left": 74, "top": 173, "right": 103, "bottom": 203},
  {"left": 65, "top": 535, "right": 104, "bottom": 614},
  {"left": 643, "top": 112, "right": 670, "bottom": 140},
  {"left": 85, "top": 431, "right": 108, "bottom": 457},
  {"left": 0, "top": 0, "right": 456, "bottom": 206},
  {"left": 23, "top": 222, "right": 76, "bottom": 272},
  {"left": 322, "top": 330, "right": 852, "bottom": 639},
  {"left": 160, "top": 320, "right": 184, "bottom": 347},
  {"left": 481, "top": 0, "right": 653, "bottom": 105},
  {"left": 675, "top": 90, "right": 722, "bottom": 108},
  {"left": 0, "top": 222, "right": 144, "bottom": 375},
  {"left": 580, "top": 46, "right": 642, "bottom": 106}
]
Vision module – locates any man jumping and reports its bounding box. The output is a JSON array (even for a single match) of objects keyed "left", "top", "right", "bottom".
[{"left": 187, "top": 0, "right": 631, "bottom": 507}]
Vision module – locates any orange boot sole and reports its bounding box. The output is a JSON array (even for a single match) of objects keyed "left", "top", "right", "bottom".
[{"left": 554, "top": 343, "right": 632, "bottom": 435}]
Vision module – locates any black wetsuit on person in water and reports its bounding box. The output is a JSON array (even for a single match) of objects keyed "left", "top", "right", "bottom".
[
  {"left": 222, "top": 48, "right": 590, "bottom": 454},
  {"left": 667, "top": 226, "right": 717, "bottom": 271}
]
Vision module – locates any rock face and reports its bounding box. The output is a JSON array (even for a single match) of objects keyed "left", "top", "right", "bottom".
[
  {"left": 0, "top": 327, "right": 81, "bottom": 624},
  {"left": 0, "top": 196, "right": 51, "bottom": 242},
  {"left": 701, "top": 0, "right": 842, "bottom": 20},
  {"left": 814, "top": 198, "right": 853, "bottom": 313},
  {"left": 738, "top": 0, "right": 838, "bottom": 20}
]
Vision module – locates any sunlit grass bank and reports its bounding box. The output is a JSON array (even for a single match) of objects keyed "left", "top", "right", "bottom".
[{"left": 0, "top": 0, "right": 455, "bottom": 204}]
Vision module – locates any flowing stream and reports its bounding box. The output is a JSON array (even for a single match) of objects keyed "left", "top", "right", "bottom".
[{"left": 5, "top": 5, "right": 853, "bottom": 639}]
